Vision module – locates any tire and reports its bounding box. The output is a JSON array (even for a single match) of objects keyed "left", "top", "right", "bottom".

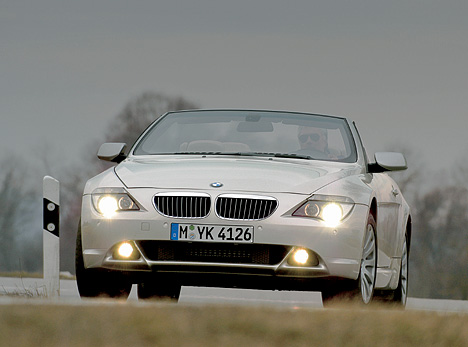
[
  {"left": 322, "top": 213, "right": 377, "bottom": 305},
  {"left": 376, "top": 235, "right": 409, "bottom": 306},
  {"left": 75, "top": 222, "right": 131, "bottom": 299},
  {"left": 393, "top": 236, "right": 409, "bottom": 305},
  {"left": 358, "top": 214, "right": 378, "bottom": 304},
  {"left": 137, "top": 277, "right": 181, "bottom": 301}
]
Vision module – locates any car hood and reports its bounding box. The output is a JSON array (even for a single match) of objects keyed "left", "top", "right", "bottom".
[{"left": 115, "top": 156, "right": 359, "bottom": 195}]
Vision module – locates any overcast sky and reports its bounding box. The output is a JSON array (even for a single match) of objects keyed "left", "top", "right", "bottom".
[{"left": 2, "top": 1, "right": 468, "bottom": 175}]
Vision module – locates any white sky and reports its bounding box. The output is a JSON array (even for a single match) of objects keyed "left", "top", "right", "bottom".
[{"left": 2, "top": 1, "right": 468, "bottom": 173}]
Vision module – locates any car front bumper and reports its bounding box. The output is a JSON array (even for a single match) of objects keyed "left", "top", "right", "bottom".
[{"left": 81, "top": 190, "right": 369, "bottom": 282}]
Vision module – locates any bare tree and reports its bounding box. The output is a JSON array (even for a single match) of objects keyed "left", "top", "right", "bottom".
[
  {"left": 452, "top": 150, "right": 468, "bottom": 189},
  {"left": 106, "top": 92, "right": 199, "bottom": 147},
  {"left": 0, "top": 157, "right": 36, "bottom": 272},
  {"left": 409, "top": 187, "right": 468, "bottom": 299}
]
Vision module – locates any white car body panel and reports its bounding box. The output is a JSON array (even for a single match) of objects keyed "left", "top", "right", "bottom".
[
  {"left": 114, "top": 157, "right": 356, "bottom": 194},
  {"left": 79, "top": 110, "right": 411, "bottom": 297}
]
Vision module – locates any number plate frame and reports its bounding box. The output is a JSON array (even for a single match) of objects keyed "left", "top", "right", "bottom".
[{"left": 171, "top": 223, "right": 254, "bottom": 243}]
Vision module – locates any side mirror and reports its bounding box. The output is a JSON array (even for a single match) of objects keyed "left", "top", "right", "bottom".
[
  {"left": 97, "top": 143, "right": 127, "bottom": 163},
  {"left": 368, "top": 152, "right": 407, "bottom": 173}
]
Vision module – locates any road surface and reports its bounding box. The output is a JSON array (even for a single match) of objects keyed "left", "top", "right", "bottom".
[{"left": 1, "top": 277, "right": 467, "bottom": 313}]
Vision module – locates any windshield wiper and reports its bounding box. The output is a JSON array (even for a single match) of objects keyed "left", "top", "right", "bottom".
[
  {"left": 173, "top": 152, "right": 223, "bottom": 155},
  {"left": 272, "top": 153, "right": 313, "bottom": 160},
  {"left": 222, "top": 152, "right": 313, "bottom": 160},
  {"left": 171, "top": 152, "right": 313, "bottom": 160},
  {"left": 221, "top": 152, "right": 266, "bottom": 157}
]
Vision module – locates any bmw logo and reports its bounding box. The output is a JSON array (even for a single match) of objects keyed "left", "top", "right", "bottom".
[{"left": 211, "top": 182, "right": 223, "bottom": 188}]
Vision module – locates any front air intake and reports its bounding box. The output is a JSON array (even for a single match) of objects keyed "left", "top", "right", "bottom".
[{"left": 138, "top": 241, "right": 291, "bottom": 265}]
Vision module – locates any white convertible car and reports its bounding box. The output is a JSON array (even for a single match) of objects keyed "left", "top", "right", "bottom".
[{"left": 76, "top": 110, "right": 411, "bottom": 305}]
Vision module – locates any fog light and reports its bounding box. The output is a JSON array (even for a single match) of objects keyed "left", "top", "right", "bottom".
[
  {"left": 118, "top": 242, "right": 134, "bottom": 258},
  {"left": 288, "top": 248, "right": 319, "bottom": 267},
  {"left": 293, "top": 249, "right": 309, "bottom": 265}
]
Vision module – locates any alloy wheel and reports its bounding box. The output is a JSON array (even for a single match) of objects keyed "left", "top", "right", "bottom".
[{"left": 360, "top": 224, "right": 377, "bottom": 304}]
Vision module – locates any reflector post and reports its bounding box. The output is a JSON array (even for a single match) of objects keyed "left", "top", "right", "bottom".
[{"left": 43, "top": 176, "right": 60, "bottom": 297}]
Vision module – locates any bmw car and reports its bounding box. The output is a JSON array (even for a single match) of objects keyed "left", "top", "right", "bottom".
[{"left": 76, "top": 109, "right": 411, "bottom": 305}]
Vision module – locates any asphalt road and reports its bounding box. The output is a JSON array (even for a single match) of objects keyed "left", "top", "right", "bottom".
[{"left": 1, "top": 277, "right": 468, "bottom": 313}]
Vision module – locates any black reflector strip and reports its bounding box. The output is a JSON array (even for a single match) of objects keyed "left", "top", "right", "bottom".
[{"left": 43, "top": 198, "right": 60, "bottom": 237}]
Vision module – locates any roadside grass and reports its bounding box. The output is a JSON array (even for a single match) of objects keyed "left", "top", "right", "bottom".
[
  {"left": 0, "top": 302, "right": 467, "bottom": 346},
  {"left": 0, "top": 272, "right": 42, "bottom": 279},
  {"left": 0, "top": 272, "right": 75, "bottom": 298},
  {"left": 0, "top": 272, "right": 75, "bottom": 280},
  {"left": 0, "top": 285, "right": 47, "bottom": 298}
]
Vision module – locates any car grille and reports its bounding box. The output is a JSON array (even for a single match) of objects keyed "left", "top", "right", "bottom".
[
  {"left": 215, "top": 195, "right": 278, "bottom": 220},
  {"left": 138, "top": 241, "right": 291, "bottom": 265},
  {"left": 154, "top": 194, "right": 211, "bottom": 218}
]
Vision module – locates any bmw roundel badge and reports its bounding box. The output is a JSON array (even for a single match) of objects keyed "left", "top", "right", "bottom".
[{"left": 211, "top": 182, "right": 223, "bottom": 188}]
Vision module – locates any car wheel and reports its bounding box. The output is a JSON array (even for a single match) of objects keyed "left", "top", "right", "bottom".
[
  {"left": 75, "top": 222, "right": 131, "bottom": 299},
  {"left": 376, "top": 235, "right": 409, "bottom": 306},
  {"left": 137, "top": 278, "right": 181, "bottom": 301},
  {"left": 358, "top": 215, "right": 378, "bottom": 304},
  {"left": 322, "top": 214, "right": 377, "bottom": 305},
  {"left": 392, "top": 236, "right": 409, "bottom": 305}
]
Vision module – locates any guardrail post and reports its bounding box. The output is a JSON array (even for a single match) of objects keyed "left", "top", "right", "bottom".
[{"left": 43, "top": 176, "right": 60, "bottom": 297}]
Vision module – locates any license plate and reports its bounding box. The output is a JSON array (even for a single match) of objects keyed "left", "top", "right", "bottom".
[{"left": 171, "top": 223, "right": 254, "bottom": 243}]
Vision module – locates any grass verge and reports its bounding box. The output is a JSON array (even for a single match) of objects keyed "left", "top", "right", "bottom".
[
  {"left": 0, "top": 272, "right": 76, "bottom": 280},
  {"left": 0, "top": 302, "right": 467, "bottom": 346},
  {"left": 0, "top": 272, "right": 42, "bottom": 279}
]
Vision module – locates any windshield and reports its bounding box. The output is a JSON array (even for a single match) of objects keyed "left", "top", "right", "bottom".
[{"left": 133, "top": 110, "right": 357, "bottom": 163}]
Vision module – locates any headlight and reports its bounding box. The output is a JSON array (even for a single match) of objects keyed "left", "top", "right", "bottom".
[
  {"left": 97, "top": 196, "right": 119, "bottom": 218},
  {"left": 292, "top": 195, "right": 354, "bottom": 227},
  {"left": 92, "top": 188, "right": 140, "bottom": 218},
  {"left": 321, "top": 203, "right": 343, "bottom": 226}
]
